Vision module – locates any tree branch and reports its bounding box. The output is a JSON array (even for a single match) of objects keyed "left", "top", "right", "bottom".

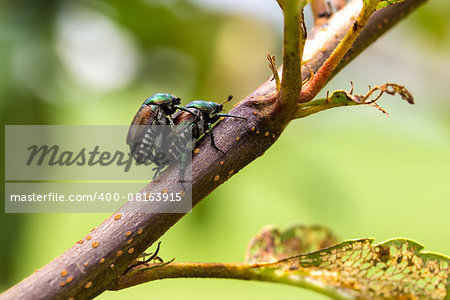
[{"left": 0, "top": 1, "right": 427, "bottom": 299}]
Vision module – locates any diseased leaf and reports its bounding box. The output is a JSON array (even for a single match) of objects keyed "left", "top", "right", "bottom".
[
  {"left": 293, "top": 83, "right": 414, "bottom": 119},
  {"left": 330, "top": 83, "right": 414, "bottom": 106},
  {"left": 246, "top": 224, "right": 339, "bottom": 264},
  {"left": 253, "top": 238, "right": 449, "bottom": 299}
]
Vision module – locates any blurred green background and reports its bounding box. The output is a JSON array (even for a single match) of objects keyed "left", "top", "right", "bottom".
[{"left": 1, "top": 0, "right": 449, "bottom": 299}]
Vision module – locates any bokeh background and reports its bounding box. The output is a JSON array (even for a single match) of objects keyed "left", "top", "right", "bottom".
[{"left": 1, "top": 0, "right": 449, "bottom": 299}]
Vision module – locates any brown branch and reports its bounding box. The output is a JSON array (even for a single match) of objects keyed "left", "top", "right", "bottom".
[{"left": 0, "top": 1, "right": 427, "bottom": 299}]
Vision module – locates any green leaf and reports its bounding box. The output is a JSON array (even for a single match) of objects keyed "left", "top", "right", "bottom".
[
  {"left": 252, "top": 237, "right": 450, "bottom": 299},
  {"left": 246, "top": 224, "right": 339, "bottom": 264},
  {"left": 293, "top": 83, "right": 413, "bottom": 119}
]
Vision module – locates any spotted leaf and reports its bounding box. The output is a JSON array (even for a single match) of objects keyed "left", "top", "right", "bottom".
[{"left": 252, "top": 237, "right": 449, "bottom": 299}]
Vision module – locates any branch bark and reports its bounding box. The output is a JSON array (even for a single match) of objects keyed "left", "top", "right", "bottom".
[{"left": 0, "top": 1, "right": 427, "bottom": 299}]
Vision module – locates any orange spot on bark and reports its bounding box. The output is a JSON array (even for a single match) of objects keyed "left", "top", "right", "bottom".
[
  {"left": 125, "top": 231, "right": 132, "bottom": 237},
  {"left": 84, "top": 281, "right": 92, "bottom": 288},
  {"left": 128, "top": 248, "right": 135, "bottom": 254},
  {"left": 99, "top": 258, "right": 105, "bottom": 264},
  {"left": 61, "top": 270, "right": 67, "bottom": 277},
  {"left": 214, "top": 175, "right": 220, "bottom": 181},
  {"left": 114, "top": 214, "right": 122, "bottom": 220},
  {"left": 116, "top": 250, "right": 123, "bottom": 257}
]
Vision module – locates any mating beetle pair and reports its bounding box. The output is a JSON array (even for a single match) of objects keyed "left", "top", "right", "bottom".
[{"left": 126, "top": 93, "right": 245, "bottom": 185}]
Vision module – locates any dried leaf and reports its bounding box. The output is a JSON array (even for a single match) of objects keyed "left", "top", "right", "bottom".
[{"left": 246, "top": 224, "right": 339, "bottom": 264}]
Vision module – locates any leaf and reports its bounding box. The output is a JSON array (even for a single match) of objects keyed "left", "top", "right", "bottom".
[
  {"left": 253, "top": 238, "right": 450, "bottom": 299},
  {"left": 331, "top": 83, "right": 413, "bottom": 105},
  {"left": 293, "top": 82, "right": 414, "bottom": 119},
  {"left": 246, "top": 224, "right": 339, "bottom": 264}
]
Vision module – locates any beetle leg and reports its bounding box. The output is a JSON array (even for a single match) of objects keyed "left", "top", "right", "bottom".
[
  {"left": 175, "top": 105, "right": 198, "bottom": 116},
  {"left": 152, "top": 164, "right": 166, "bottom": 179},
  {"left": 208, "top": 123, "right": 226, "bottom": 156},
  {"left": 168, "top": 117, "right": 185, "bottom": 150},
  {"left": 179, "top": 152, "right": 187, "bottom": 191}
]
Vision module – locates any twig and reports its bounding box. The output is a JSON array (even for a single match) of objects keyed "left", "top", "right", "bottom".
[{"left": 276, "top": 0, "right": 307, "bottom": 109}]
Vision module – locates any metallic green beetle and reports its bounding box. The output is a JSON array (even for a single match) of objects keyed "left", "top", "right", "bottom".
[
  {"left": 168, "top": 96, "right": 246, "bottom": 186},
  {"left": 126, "top": 93, "right": 191, "bottom": 173}
]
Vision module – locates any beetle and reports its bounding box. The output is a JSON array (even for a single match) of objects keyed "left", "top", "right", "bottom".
[
  {"left": 168, "top": 96, "right": 246, "bottom": 185},
  {"left": 126, "top": 93, "right": 191, "bottom": 176},
  {"left": 173, "top": 96, "right": 245, "bottom": 154}
]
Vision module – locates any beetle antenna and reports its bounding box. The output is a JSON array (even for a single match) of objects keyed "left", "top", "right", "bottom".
[{"left": 221, "top": 95, "right": 233, "bottom": 105}]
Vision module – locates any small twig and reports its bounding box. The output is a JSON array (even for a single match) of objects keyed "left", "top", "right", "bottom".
[
  {"left": 123, "top": 242, "right": 162, "bottom": 275},
  {"left": 267, "top": 54, "right": 281, "bottom": 92}
]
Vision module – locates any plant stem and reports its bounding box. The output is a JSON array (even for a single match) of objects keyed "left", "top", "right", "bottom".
[
  {"left": 111, "top": 262, "right": 254, "bottom": 290},
  {"left": 111, "top": 261, "right": 352, "bottom": 300},
  {"left": 277, "top": 0, "right": 307, "bottom": 110}
]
